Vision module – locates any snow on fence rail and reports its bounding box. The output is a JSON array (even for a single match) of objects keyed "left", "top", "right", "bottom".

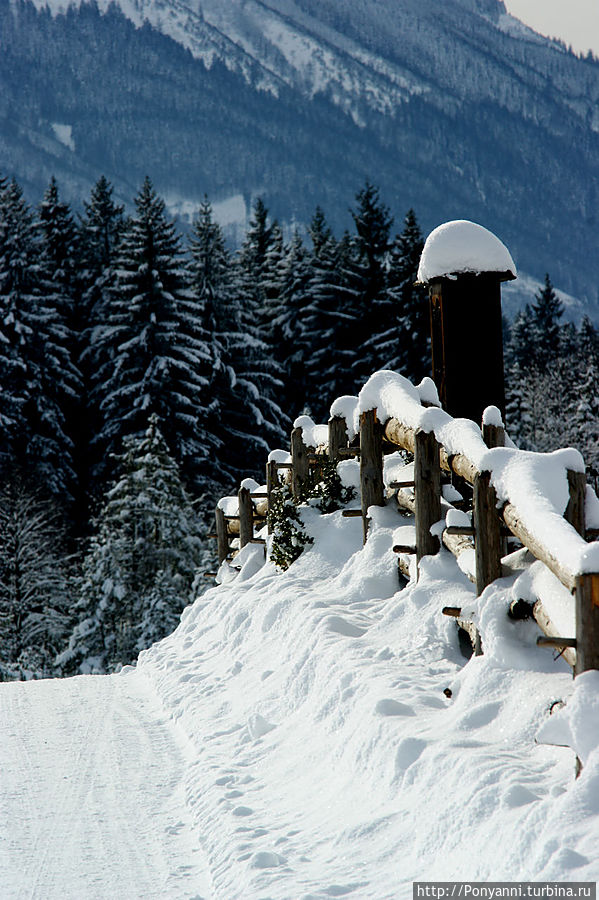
[{"left": 211, "top": 369, "right": 599, "bottom": 679}]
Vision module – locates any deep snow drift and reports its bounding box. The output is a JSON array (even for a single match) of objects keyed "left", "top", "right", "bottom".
[{"left": 139, "top": 497, "right": 599, "bottom": 898}]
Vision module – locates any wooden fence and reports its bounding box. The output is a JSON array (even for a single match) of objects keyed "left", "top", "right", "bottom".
[{"left": 212, "top": 392, "right": 599, "bottom": 678}]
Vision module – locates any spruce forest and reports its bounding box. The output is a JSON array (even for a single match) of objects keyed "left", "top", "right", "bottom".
[{"left": 1, "top": 173, "right": 597, "bottom": 680}]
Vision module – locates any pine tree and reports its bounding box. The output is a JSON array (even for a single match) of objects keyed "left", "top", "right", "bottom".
[
  {"left": 187, "top": 196, "right": 236, "bottom": 489},
  {"left": 61, "top": 417, "right": 203, "bottom": 674},
  {"left": 0, "top": 178, "right": 78, "bottom": 498},
  {"left": 301, "top": 223, "right": 358, "bottom": 416},
  {"left": 91, "top": 177, "right": 210, "bottom": 495},
  {"left": 79, "top": 175, "right": 124, "bottom": 279},
  {"left": 269, "top": 230, "right": 311, "bottom": 417},
  {"left": 348, "top": 181, "right": 393, "bottom": 385},
  {"left": 227, "top": 198, "right": 289, "bottom": 470},
  {"left": 379, "top": 209, "right": 428, "bottom": 379},
  {"left": 530, "top": 274, "right": 564, "bottom": 370},
  {"left": 38, "top": 177, "right": 79, "bottom": 305},
  {"left": 0, "top": 478, "right": 72, "bottom": 680},
  {"left": 78, "top": 176, "right": 125, "bottom": 516}
]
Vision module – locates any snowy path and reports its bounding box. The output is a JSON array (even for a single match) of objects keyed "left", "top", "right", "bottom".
[{"left": 0, "top": 670, "right": 210, "bottom": 900}]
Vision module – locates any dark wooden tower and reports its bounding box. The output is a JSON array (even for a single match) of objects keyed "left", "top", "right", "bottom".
[{"left": 418, "top": 221, "right": 516, "bottom": 424}]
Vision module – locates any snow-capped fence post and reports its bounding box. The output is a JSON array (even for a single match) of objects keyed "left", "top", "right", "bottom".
[
  {"left": 291, "top": 427, "right": 310, "bottom": 499},
  {"left": 414, "top": 428, "right": 441, "bottom": 565},
  {"left": 328, "top": 415, "right": 348, "bottom": 462},
  {"left": 359, "top": 409, "right": 384, "bottom": 543},
  {"left": 215, "top": 506, "right": 229, "bottom": 564},
  {"left": 418, "top": 221, "right": 516, "bottom": 425},
  {"left": 266, "top": 460, "right": 278, "bottom": 534},
  {"left": 575, "top": 575, "right": 599, "bottom": 675},
  {"left": 238, "top": 486, "right": 254, "bottom": 549}
]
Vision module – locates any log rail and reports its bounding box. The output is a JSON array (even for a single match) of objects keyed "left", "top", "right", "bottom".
[{"left": 211, "top": 388, "right": 599, "bottom": 677}]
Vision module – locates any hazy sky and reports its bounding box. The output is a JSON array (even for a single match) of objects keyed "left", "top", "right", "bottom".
[{"left": 504, "top": 0, "right": 599, "bottom": 56}]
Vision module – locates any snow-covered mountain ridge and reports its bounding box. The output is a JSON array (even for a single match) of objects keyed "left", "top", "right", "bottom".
[
  {"left": 28, "top": 0, "right": 598, "bottom": 127},
  {"left": 3, "top": 0, "right": 599, "bottom": 308}
]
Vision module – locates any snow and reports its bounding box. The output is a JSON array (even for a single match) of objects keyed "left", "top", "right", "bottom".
[
  {"left": 217, "top": 495, "right": 238, "bottom": 514},
  {"left": 482, "top": 404, "right": 504, "bottom": 427},
  {"left": 293, "top": 414, "right": 328, "bottom": 448},
  {"left": 3, "top": 477, "right": 599, "bottom": 894},
  {"left": 137, "top": 510, "right": 598, "bottom": 894},
  {"left": 50, "top": 123, "right": 75, "bottom": 152},
  {"left": 537, "top": 671, "right": 599, "bottom": 766},
  {"left": 417, "top": 220, "right": 517, "bottom": 283},
  {"left": 5, "top": 364, "right": 599, "bottom": 894},
  {"left": 267, "top": 448, "right": 291, "bottom": 464},
  {"left": 329, "top": 394, "right": 359, "bottom": 440},
  {"left": 416, "top": 376, "right": 440, "bottom": 407},
  {"left": 240, "top": 477, "right": 261, "bottom": 492},
  {"left": 0, "top": 669, "right": 209, "bottom": 898}
]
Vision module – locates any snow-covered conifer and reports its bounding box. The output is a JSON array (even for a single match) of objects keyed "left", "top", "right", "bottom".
[
  {"left": 0, "top": 478, "right": 72, "bottom": 680},
  {"left": 0, "top": 179, "right": 78, "bottom": 498},
  {"left": 91, "top": 177, "right": 210, "bottom": 495},
  {"left": 61, "top": 416, "right": 203, "bottom": 674},
  {"left": 348, "top": 181, "right": 393, "bottom": 385},
  {"left": 530, "top": 274, "right": 564, "bottom": 370},
  {"left": 377, "top": 209, "right": 428, "bottom": 379}
]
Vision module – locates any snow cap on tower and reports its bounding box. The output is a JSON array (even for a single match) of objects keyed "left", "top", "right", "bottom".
[{"left": 417, "top": 219, "right": 517, "bottom": 284}]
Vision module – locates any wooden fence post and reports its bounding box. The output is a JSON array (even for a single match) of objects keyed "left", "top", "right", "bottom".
[
  {"left": 473, "top": 471, "right": 503, "bottom": 594},
  {"left": 266, "top": 460, "right": 278, "bottom": 535},
  {"left": 482, "top": 420, "right": 505, "bottom": 450},
  {"left": 481, "top": 414, "right": 507, "bottom": 560},
  {"left": 328, "top": 415, "right": 348, "bottom": 462},
  {"left": 566, "top": 469, "right": 586, "bottom": 537},
  {"left": 215, "top": 506, "right": 229, "bottom": 564},
  {"left": 291, "top": 427, "right": 310, "bottom": 499},
  {"left": 414, "top": 429, "right": 441, "bottom": 564},
  {"left": 238, "top": 486, "right": 253, "bottom": 549},
  {"left": 575, "top": 574, "right": 599, "bottom": 675},
  {"left": 360, "top": 409, "right": 384, "bottom": 543},
  {"left": 567, "top": 468, "right": 595, "bottom": 676}
]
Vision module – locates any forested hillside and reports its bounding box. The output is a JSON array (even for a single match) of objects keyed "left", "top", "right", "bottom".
[
  {"left": 2, "top": 0, "right": 599, "bottom": 306},
  {"left": 0, "top": 172, "right": 597, "bottom": 680}
]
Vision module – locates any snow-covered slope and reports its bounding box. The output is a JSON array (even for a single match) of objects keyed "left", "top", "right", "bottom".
[{"left": 3, "top": 481, "right": 599, "bottom": 896}]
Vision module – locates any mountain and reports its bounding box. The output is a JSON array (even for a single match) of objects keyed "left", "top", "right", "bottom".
[{"left": 2, "top": 0, "right": 599, "bottom": 312}]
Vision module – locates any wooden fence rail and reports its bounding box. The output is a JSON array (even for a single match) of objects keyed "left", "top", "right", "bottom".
[{"left": 211, "top": 387, "right": 599, "bottom": 677}]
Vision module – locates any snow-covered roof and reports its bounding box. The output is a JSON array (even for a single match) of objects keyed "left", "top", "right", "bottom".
[{"left": 417, "top": 220, "right": 517, "bottom": 284}]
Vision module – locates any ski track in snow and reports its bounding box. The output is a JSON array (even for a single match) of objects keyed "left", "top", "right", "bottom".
[{"left": 0, "top": 670, "right": 210, "bottom": 900}]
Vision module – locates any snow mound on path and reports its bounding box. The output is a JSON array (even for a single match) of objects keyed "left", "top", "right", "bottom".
[{"left": 140, "top": 500, "right": 599, "bottom": 897}]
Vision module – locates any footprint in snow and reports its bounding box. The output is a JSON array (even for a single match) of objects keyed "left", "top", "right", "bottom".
[
  {"left": 215, "top": 775, "right": 235, "bottom": 786},
  {"left": 375, "top": 698, "right": 415, "bottom": 717},
  {"left": 394, "top": 738, "right": 427, "bottom": 776},
  {"left": 250, "top": 850, "right": 285, "bottom": 868},
  {"left": 247, "top": 713, "right": 276, "bottom": 740},
  {"left": 502, "top": 784, "right": 540, "bottom": 808},
  {"left": 457, "top": 700, "right": 501, "bottom": 730},
  {"left": 232, "top": 806, "right": 254, "bottom": 817},
  {"left": 324, "top": 616, "right": 366, "bottom": 638},
  {"left": 322, "top": 885, "right": 361, "bottom": 897}
]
